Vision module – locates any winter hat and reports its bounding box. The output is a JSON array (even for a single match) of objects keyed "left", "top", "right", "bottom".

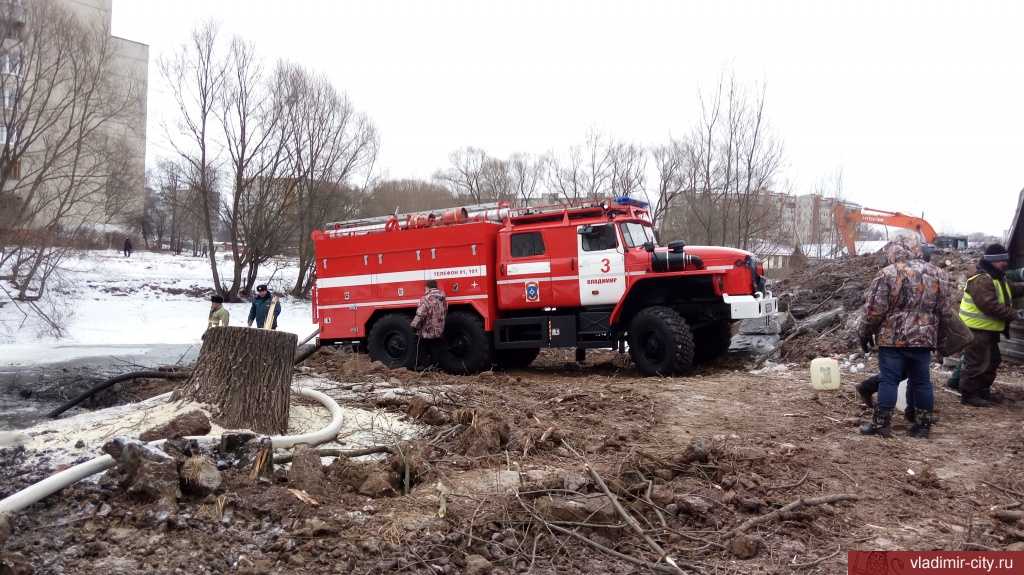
[
  {"left": 983, "top": 243, "right": 1009, "bottom": 262},
  {"left": 211, "top": 295, "right": 224, "bottom": 304},
  {"left": 256, "top": 284, "right": 268, "bottom": 291}
]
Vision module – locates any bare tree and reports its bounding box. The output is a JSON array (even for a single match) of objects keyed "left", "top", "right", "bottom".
[
  {"left": 160, "top": 21, "right": 227, "bottom": 293},
  {"left": 664, "top": 76, "right": 784, "bottom": 250},
  {"left": 608, "top": 141, "right": 647, "bottom": 199},
  {"left": 0, "top": 0, "right": 143, "bottom": 301},
  {"left": 217, "top": 37, "right": 289, "bottom": 300},
  {"left": 278, "top": 63, "right": 378, "bottom": 297},
  {"left": 546, "top": 130, "right": 615, "bottom": 206},
  {"left": 508, "top": 153, "right": 545, "bottom": 207},
  {"left": 646, "top": 140, "right": 691, "bottom": 239},
  {"left": 434, "top": 147, "right": 489, "bottom": 203}
]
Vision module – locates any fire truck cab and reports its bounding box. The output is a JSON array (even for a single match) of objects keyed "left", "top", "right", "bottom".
[{"left": 311, "top": 198, "right": 777, "bottom": 376}]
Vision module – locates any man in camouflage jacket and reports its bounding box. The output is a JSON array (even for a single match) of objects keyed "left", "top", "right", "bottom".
[
  {"left": 411, "top": 280, "right": 448, "bottom": 365},
  {"left": 857, "top": 236, "right": 952, "bottom": 439}
]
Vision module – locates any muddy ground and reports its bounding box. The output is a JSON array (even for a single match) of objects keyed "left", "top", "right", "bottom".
[{"left": 3, "top": 348, "right": 1024, "bottom": 574}]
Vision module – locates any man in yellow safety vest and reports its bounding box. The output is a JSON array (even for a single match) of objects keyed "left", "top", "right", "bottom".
[{"left": 958, "top": 244, "right": 1024, "bottom": 407}]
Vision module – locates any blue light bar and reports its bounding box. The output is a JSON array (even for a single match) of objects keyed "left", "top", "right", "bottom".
[{"left": 614, "top": 196, "right": 649, "bottom": 209}]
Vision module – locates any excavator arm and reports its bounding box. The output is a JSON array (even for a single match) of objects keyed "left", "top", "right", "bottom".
[{"left": 832, "top": 203, "right": 937, "bottom": 256}]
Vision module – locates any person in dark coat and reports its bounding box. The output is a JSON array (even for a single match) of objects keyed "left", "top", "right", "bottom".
[
  {"left": 123, "top": 237, "right": 132, "bottom": 258},
  {"left": 247, "top": 284, "right": 282, "bottom": 330},
  {"left": 955, "top": 244, "right": 1024, "bottom": 406}
]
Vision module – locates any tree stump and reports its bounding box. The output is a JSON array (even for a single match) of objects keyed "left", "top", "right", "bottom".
[{"left": 174, "top": 326, "right": 296, "bottom": 434}]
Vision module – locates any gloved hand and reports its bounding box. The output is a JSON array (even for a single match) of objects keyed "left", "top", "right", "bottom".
[{"left": 859, "top": 332, "right": 875, "bottom": 353}]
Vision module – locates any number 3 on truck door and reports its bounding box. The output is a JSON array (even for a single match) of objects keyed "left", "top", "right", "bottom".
[{"left": 577, "top": 224, "right": 626, "bottom": 306}]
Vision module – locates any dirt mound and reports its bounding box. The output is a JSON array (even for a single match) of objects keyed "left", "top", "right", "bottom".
[{"left": 773, "top": 248, "right": 981, "bottom": 360}]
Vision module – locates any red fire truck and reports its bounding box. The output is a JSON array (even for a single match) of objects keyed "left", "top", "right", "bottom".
[{"left": 310, "top": 198, "right": 777, "bottom": 376}]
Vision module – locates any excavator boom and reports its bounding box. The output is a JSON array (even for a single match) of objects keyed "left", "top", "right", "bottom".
[{"left": 832, "top": 203, "right": 938, "bottom": 256}]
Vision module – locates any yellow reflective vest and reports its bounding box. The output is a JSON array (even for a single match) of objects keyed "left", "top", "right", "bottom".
[{"left": 959, "top": 274, "right": 1009, "bottom": 332}]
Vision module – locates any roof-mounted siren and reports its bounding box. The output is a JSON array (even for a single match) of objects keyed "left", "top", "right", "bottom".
[{"left": 614, "top": 196, "right": 649, "bottom": 209}]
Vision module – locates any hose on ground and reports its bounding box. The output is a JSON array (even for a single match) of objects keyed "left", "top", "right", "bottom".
[{"left": 0, "top": 386, "right": 343, "bottom": 514}]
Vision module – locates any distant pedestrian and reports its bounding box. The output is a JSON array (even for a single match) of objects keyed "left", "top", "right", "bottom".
[
  {"left": 411, "top": 279, "right": 448, "bottom": 365},
  {"left": 207, "top": 295, "right": 230, "bottom": 331},
  {"left": 123, "top": 237, "right": 132, "bottom": 258},
  {"left": 247, "top": 284, "right": 281, "bottom": 330}
]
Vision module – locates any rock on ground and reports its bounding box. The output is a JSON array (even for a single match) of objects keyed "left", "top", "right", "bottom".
[
  {"left": 463, "top": 554, "right": 492, "bottom": 575},
  {"left": 288, "top": 445, "right": 325, "bottom": 495},
  {"left": 139, "top": 410, "right": 211, "bottom": 442},
  {"left": 179, "top": 455, "right": 221, "bottom": 497}
]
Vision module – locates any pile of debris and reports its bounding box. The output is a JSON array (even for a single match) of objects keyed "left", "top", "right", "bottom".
[{"left": 746, "top": 248, "right": 983, "bottom": 362}]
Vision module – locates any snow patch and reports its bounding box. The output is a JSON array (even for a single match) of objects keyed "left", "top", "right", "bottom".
[{"left": 1, "top": 249, "right": 317, "bottom": 366}]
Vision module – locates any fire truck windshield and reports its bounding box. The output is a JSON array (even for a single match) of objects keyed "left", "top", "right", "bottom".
[{"left": 620, "top": 222, "right": 655, "bottom": 248}]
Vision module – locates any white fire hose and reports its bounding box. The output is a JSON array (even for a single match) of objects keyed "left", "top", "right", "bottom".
[{"left": 0, "top": 386, "right": 344, "bottom": 514}]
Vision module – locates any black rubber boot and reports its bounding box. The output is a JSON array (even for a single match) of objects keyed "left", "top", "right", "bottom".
[
  {"left": 961, "top": 394, "right": 992, "bottom": 408},
  {"left": 978, "top": 388, "right": 1004, "bottom": 404},
  {"left": 859, "top": 409, "right": 893, "bottom": 437},
  {"left": 908, "top": 411, "right": 933, "bottom": 439},
  {"left": 903, "top": 406, "right": 917, "bottom": 424},
  {"left": 855, "top": 380, "right": 875, "bottom": 407}
]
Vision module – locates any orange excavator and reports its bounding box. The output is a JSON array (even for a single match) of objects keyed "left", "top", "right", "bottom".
[{"left": 833, "top": 203, "right": 967, "bottom": 256}]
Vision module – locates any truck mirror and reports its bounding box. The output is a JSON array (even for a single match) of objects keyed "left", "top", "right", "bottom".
[{"left": 643, "top": 241, "right": 655, "bottom": 253}]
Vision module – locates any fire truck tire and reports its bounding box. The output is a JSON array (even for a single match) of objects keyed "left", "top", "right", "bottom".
[
  {"left": 367, "top": 314, "right": 418, "bottom": 369},
  {"left": 628, "top": 306, "right": 695, "bottom": 376},
  {"left": 694, "top": 321, "right": 733, "bottom": 364},
  {"left": 494, "top": 348, "right": 541, "bottom": 370},
  {"left": 437, "top": 311, "right": 492, "bottom": 374}
]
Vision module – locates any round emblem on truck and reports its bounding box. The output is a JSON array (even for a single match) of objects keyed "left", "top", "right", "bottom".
[{"left": 525, "top": 281, "right": 540, "bottom": 302}]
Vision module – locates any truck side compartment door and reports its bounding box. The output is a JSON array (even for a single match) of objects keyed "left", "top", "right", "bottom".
[
  {"left": 315, "top": 255, "right": 360, "bottom": 338},
  {"left": 497, "top": 229, "right": 551, "bottom": 309},
  {"left": 577, "top": 223, "right": 626, "bottom": 306}
]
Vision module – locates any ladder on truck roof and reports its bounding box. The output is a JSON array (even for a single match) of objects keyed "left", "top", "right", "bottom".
[
  {"left": 321, "top": 196, "right": 650, "bottom": 236},
  {"left": 323, "top": 202, "right": 509, "bottom": 236}
]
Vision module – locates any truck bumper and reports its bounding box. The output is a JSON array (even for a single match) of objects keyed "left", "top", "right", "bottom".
[{"left": 723, "top": 292, "right": 778, "bottom": 320}]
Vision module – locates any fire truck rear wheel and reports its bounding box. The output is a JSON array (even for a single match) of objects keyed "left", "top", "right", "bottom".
[
  {"left": 494, "top": 348, "right": 541, "bottom": 370},
  {"left": 367, "top": 313, "right": 419, "bottom": 369},
  {"left": 437, "top": 311, "right": 492, "bottom": 375},
  {"left": 628, "top": 306, "right": 695, "bottom": 376}
]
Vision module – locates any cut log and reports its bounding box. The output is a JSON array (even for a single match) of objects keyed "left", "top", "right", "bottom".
[{"left": 173, "top": 326, "right": 296, "bottom": 434}]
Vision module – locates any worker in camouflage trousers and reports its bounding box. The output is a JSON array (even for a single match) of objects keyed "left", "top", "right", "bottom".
[
  {"left": 955, "top": 243, "right": 1024, "bottom": 407},
  {"left": 410, "top": 280, "right": 448, "bottom": 366},
  {"left": 857, "top": 236, "right": 952, "bottom": 439}
]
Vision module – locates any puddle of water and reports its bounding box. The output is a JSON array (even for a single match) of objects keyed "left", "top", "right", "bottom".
[
  {"left": 0, "top": 391, "right": 62, "bottom": 430},
  {"left": 0, "top": 344, "right": 199, "bottom": 431}
]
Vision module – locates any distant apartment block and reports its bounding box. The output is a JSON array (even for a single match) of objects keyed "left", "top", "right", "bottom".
[{"left": 0, "top": 0, "right": 148, "bottom": 230}]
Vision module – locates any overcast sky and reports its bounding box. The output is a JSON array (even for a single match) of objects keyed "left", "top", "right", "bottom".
[{"left": 111, "top": 0, "right": 1024, "bottom": 237}]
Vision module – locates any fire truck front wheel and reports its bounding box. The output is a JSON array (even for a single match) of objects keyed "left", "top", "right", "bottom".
[
  {"left": 437, "top": 311, "right": 492, "bottom": 375},
  {"left": 367, "top": 314, "right": 419, "bottom": 369},
  {"left": 628, "top": 306, "right": 695, "bottom": 376}
]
